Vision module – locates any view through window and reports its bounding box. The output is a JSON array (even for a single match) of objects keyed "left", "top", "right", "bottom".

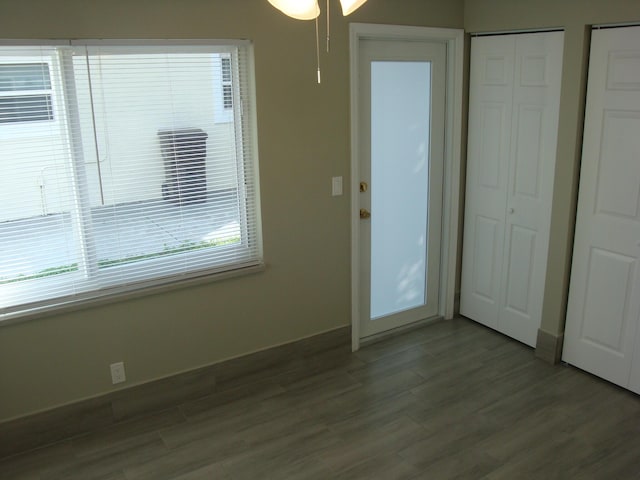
[{"left": 0, "top": 42, "right": 262, "bottom": 319}]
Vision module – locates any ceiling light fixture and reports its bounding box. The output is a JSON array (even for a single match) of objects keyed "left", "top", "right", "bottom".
[{"left": 268, "top": 0, "right": 368, "bottom": 83}]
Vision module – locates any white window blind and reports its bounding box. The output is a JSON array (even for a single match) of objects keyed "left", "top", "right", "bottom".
[{"left": 0, "top": 41, "right": 262, "bottom": 320}]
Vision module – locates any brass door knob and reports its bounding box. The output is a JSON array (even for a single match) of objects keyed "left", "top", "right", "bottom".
[{"left": 360, "top": 208, "right": 371, "bottom": 219}]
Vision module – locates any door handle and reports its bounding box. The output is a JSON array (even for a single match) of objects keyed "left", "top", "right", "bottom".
[{"left": 360, "top": 208, "right": 371, "bottom": 219}]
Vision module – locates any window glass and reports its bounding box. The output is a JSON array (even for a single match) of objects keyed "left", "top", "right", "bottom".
[
  {"left": 0, "top": 63, "right": 54, "bottom": 124},
  {"left": 0, "top": 94, "right": 53, "bottom": 123},
  {"left": 0, "top": 63, "right": 51, "bottom": 91}
]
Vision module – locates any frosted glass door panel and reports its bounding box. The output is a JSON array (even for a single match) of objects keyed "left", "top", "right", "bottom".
[{"left": 370, "top": 61, "right": 431, "bottom": 319}]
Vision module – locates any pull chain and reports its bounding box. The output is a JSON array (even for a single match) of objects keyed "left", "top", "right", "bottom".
[
  {"left": 326, "top": 0, "right": 330, "bottom": 52},
  {"left": 315, "top": 15, "right": 321, "bottom": 83}
]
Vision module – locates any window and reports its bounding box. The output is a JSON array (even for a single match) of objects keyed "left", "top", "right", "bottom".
[
  {"left": 0, "top": 63, "right": 54, "bottom": 124},
  {"left": 221, "top": 56, "right": 233, "bottom": 110},
  {"left": 213, "top": 54, "right": 234, "bottom": 124},
  {"left": 0, "top": 41, "right": 262, "bottom": 320}
]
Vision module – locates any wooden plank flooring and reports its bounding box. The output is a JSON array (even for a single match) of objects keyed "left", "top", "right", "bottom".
[{"left": 2, "top": 317, "right": 640, "bottom": 479}]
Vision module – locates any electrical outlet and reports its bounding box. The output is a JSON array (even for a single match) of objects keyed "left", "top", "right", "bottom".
[{"left": 110, "top": 362, "right": 126, "bottom": 384}]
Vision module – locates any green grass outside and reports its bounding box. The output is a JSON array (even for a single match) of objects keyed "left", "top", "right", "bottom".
[{"left": 0, "top": 237, "right": 240, "bottom": 285}]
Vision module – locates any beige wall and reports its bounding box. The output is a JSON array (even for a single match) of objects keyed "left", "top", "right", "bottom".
[
  {"left": 464, "top": 0, "right": 640, "bottom": 338},
  {"left": 0, "top": 0, "right": 464, "bottom": 422}
]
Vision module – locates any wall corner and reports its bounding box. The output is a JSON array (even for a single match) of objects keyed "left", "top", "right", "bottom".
[{"left": 535, "top": 328, "right": 564, "bottom": 364}]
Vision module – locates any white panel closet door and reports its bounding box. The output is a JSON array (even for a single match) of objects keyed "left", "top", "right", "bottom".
[
  {"left": 563, "top": 26, "right": 640, "bottom": 394},
  {"left": 460, "top": 35, "right": 514, "bottom": 332},
  {"left": 461, "top": 31, "right": 564, "bottom": 347}
]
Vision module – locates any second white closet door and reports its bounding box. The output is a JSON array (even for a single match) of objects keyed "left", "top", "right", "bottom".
[
  {"left": 460, "top": 32, "right": 564, "bottom": 347},
  {"left": 562, "top": 26, "right": 640, "bottom": 394}
]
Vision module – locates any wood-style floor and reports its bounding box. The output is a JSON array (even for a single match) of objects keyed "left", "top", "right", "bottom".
[{"left": 2, "top": 317, "right": 640, "bottom": 479}]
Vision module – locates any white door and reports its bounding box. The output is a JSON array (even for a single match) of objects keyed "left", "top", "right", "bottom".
[
  {"left": 563, "top": 26, "right": 640, "bottom": 394},
  {"left": 460, "top": 31, "right": 564, "bottom": 347},
  {"left": 357, "top": 39, "right": 446, "bottom": 339}
]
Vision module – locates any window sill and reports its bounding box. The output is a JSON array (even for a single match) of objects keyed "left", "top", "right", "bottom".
[{"left": 0, "top": 262, "right": 266, "bottom": 328}]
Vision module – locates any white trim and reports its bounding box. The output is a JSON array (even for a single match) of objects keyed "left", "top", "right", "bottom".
[
  {"left": 349, "top": 23, "right": 464, "bottom": 352},
  {"left": 0, "top": 39, "right": 252, "bottom": 47},
  {"left": 592, "top": 22, "right": 640, "bottom": 30},
  {"left": 0, "top": 262, "right": 266, "bottom": 327},
  {"left": 470, "top": 27, "right": 564, "bottom": 37},
  {"left": 0, "top": 39, "right": 71, "bottom": 46},
  {"left": 70, "top": 39, "right": 252, "bottom": 47}
]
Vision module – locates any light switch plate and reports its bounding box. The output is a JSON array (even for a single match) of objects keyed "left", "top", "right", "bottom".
[{"left": 332, "top": 176, "right": 343, "bottom": 196}]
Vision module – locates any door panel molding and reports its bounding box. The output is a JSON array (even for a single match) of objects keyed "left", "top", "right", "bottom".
[{"left": 349, "top": 24, "right": 464, "bottom": 351}]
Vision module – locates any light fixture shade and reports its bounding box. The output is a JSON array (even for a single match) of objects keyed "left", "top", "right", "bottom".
[
  {"left": 268, "top": 0, "right": 320, "bottom": 20},
  {"left": 339, "top": 0, "right": 368, "bottom": 15}
]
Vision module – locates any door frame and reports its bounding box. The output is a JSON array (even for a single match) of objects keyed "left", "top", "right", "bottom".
[{"left": 349, "top": 23, "right": 464, "bottom": 351}]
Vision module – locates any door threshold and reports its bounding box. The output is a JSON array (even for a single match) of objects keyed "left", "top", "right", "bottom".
[{"left": 359, "top": 315, "right": 443, "bottom": 348}]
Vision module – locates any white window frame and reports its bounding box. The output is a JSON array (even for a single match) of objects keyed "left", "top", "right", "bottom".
[{"left": 0, "top": 39, "right": 263, "bottom": 324}]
